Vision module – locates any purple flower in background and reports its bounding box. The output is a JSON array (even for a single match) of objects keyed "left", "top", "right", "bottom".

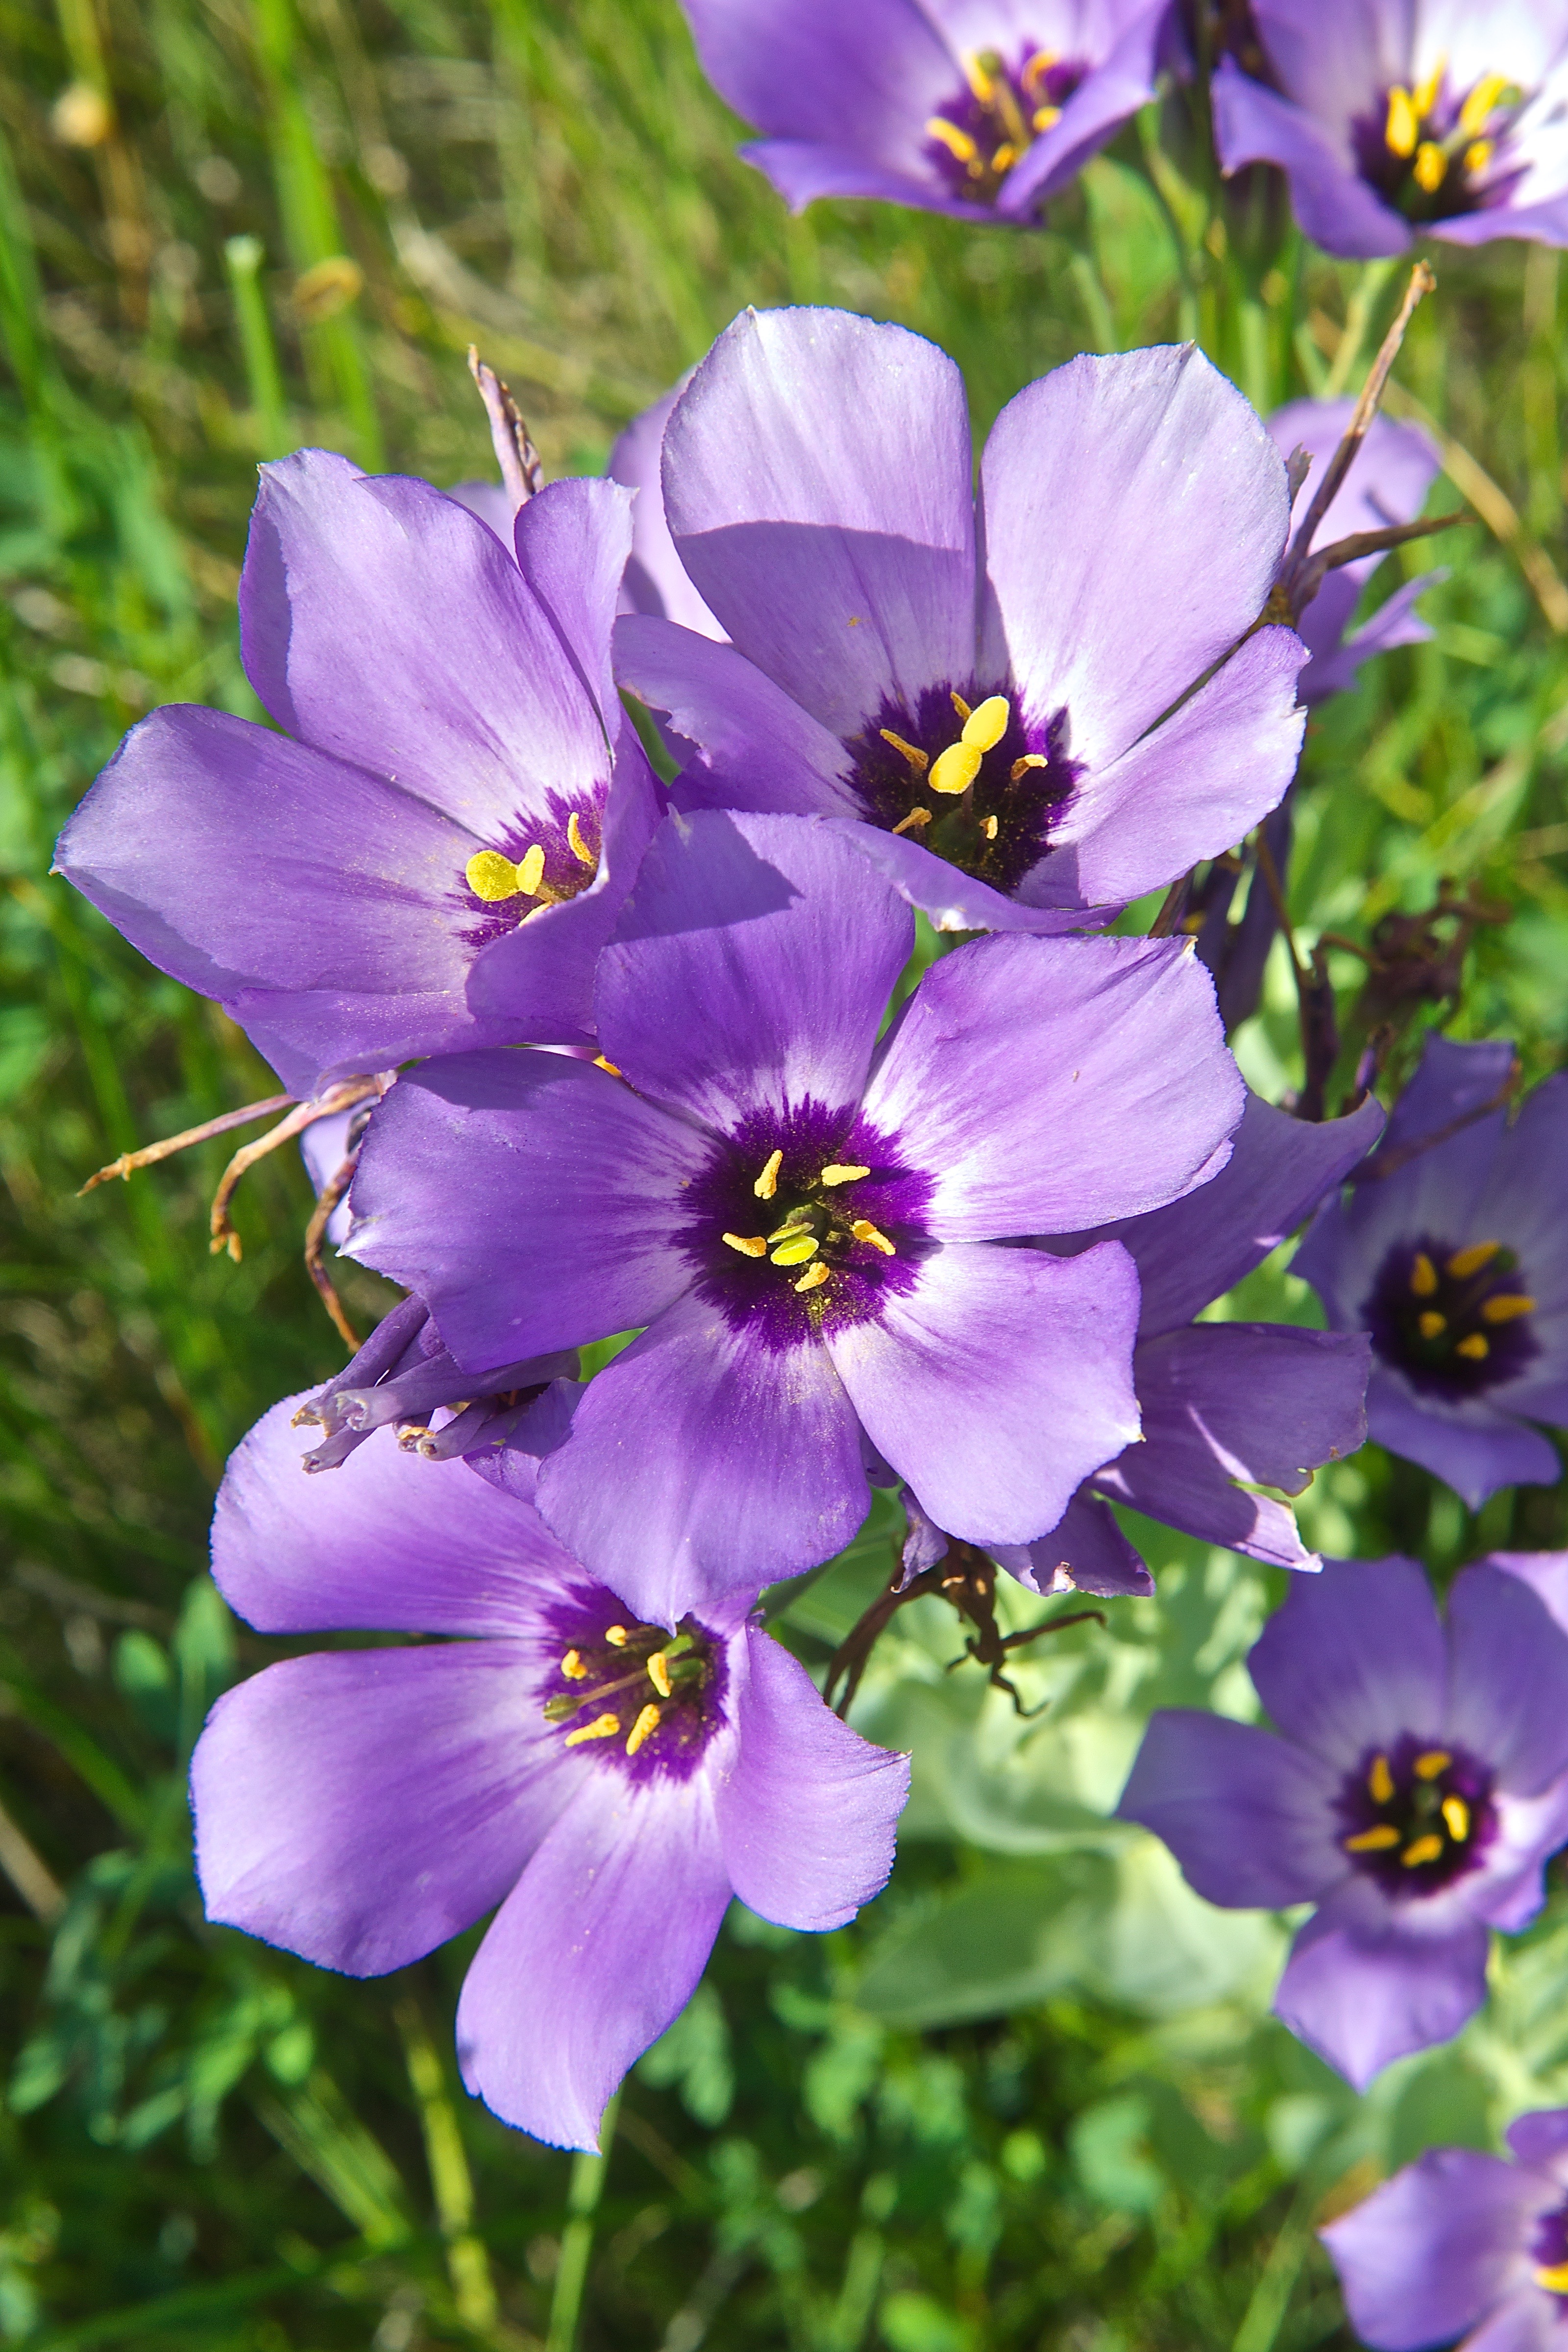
[
  {"left": 55, "top": 459, "right": 661, "bottom": 1096},
  {"left": 1321, "top": 2108, "right": 1568, "bottom": 2351},
  {"left": 678, "top": 0, "right": 1171, "bottom": 222},
  {"left": 193, "top": 1402, "right": 908, "bottom": 2152},
  {"left": 1119, "top": 1556, "right": 1568, "bottom": 2089},
  {"left": 347, "top": 808, "right": 1246, "bottom": 1617},
  {"left": 615, "top": 307, "right": 1307, "bottom": 937},
  {"left": 1214, "top": 4, "right": 1568, "bottom": 259},
  {"left": 1270, "top": 398, "right": 1444, "bottom": 705},
  {"left": 1295, "top": 1033, "right": 1568, "bottom": 1509}
]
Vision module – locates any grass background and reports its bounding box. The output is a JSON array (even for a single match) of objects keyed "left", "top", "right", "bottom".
[{"left": 2, "top": 0, "right": 1568, "bottom": 2344}]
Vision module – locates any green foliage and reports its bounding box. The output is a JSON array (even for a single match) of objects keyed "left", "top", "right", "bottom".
[{"left": 1, "top": 0, "right": 1567, "bottom": 2343}]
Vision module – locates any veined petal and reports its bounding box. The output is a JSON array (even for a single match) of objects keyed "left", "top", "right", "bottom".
[
  {"left": 1444, "top": 1566, "right": 1568, "bottom": 1797},
  {"left": 512, "top": 474, "right": 636, "bottom": 732},
  {"left": 989, "top": 1491, "right": 1154, "bottom": 1599},
  {"left": 1115, "top": 1321, "right": 1371, "bottom": 1503},
  {"left": 679, "top": 0, "right": 955, "bottom": 177},
  {"left": 1365, "top": 1374, "right": 1563, "bottom": 1511},
  {"left": 608, "top": 390, "right": 726, "bottom": 640}
]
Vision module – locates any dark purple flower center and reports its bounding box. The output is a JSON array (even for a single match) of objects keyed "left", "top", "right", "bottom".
[
  {"left": 1351, "top": 64, "right": 1527, "bottom": 223},
  {"left": 1364, "top": 1233, "right": 1539, "bottom": 1399},
  {"left": 457, "top": 792, "right": 602, "bottom": 950},
  {"left": 1530, "top": 2202, "right": 1568, "bottom": 2301},
  {"left": 1334, "top": 1733, "right": 1496, "bottom": 1899},
  {"left": 539, "top": 1584, "right": 724, "bottom": 1785},
  {"left": 923, "top": 42, "right": 1082, "bottom": 206},
  {"left": 844, "top": 683, "right": 1080, "bottom": 897},
  {"left": 677, "top": 1098, "right": 934, "bottom": 1354}
]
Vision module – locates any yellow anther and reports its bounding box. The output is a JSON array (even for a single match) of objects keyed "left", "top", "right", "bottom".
[
  {"left": 890, "top": 807, "right": 932, "bottom": 836},
  {"left": 961, "top": 694, "right": 1010, "bottom": 753},
  {"left": 820, "top": 1165, "right": 870, "bottom": 1186},
  {"left": 1410, "top": 1253, "right": 1439, "bottom": 1297},
  {"left": 647, "top": 1652, "right": 672, "bottom": 1699},
  {"left": 561, "top": 1649, "right": 589, "bottom": 1680},
  {"left": 963, "top": 51, "right": 994, "bottom": 104},
  {"left": 1447, "top": 1241, "right": 1501, "bottom": 1279},
  {"left": 1344, "top": 1824, "right": 1401, "bottom": 1853},
  {"left": 1459, "top": 71, "right": 1511, "bottom": 139},
  {"left": 516, "top": 842, "right": 547, "bottom": 897},
  {"left": 991, "top": 142, "right": 1017, "bottom": 171},
  {"left": 1032, "top": 105, "right": 1061, "bottom": 132},
  {"left": 981, "top": 815, "right": 999, "bottom": 840},
  {"left": 1402, "top": 1833, "right": 1445, "bottom": 1867},
  {"left": 1537, "top": 2263, "right": 1568, "bottom": 2295},
  {"left": 1023, "top": 48, "right": 1058, "bottom": 92},
  {"left": 1418, "top": 1311, "right": 1447, "bottom": 1341},
  {"left": 466, "top": 849, "right": 522, "bottom": 901},
  {"left": 925, "top": 116, "right": 978, "bottom": 163},
  {"left": 880, "top": 728, "right": 929, "bottom": 772},
  {"left": 1385, "top": 85, "right": 1418, "bottom": 158},
  {"left": 722, "top": 1232, "right": 767, "bottom": 1257},
  {"left": 1368, "top": 1753, "right": 1395, "bottom": 1804},
  {"left": 1414, "top": 1750, "right": 1452, "bottom": 1780},
  {"left": 564, "top": 1711, "right": 621, "bottom": 1746},
  {"left": 1457, "top": 1333, "right": 1490, "bottom": 1360},
  {"left": 625, "top": 1702, "right": 662, "bottom": 1756},
  {"left": 1011, "top": 753, "right": 1048, "bottom": 781},
  {"left": 1413, "top": 141, "right": 1447, "bottom": 192},
  {"left": 794, "top": 1261, "right": 832, "bottom": 1294},
  {"left": 771, "top": 1233, "right": 821, "bottom": 1268},
  {"left": 754, "top": 1150, "right": 783, "bottom": 1200},
  {"left": 852, "top": 1219, "right": 896, "bottom": 1256},
  {"left": 567, "top": 811, "right": 595, "bottom": 866},
  {"left": 1413, "top": 54, "right": 1446, "bottom": 119},
  {"left": 605, "top": 1625, "right": 630, "bottom": 1648},
  {"left": 930, "top": 741, "right": 982, "bottom": 797},
  {"left": 1482, "top": 1294, "right": 1535, "bottom": 1323},
  {"left": 1442, "top": 1794, "right": 1471, "bottom": 1843},
  {"left": 1464, "top": 139, "right": 1494, "bottom": 176},
  {"left": 950, "top": 690, "right": 973, "bottom": 722},
  {"left": 593, "top": 1055, "right": 621, "bottom": 1078}
]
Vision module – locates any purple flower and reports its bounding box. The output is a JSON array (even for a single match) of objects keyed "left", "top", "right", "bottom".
[
  {"left": 345, "top": 808, "right": 1246, "bottom": 1617},
  {"left": 54, "top": 458, "right": 661, "bottom": 1097},
  {"left": 193, "top": 1400, "right": 908, "bottom": 2152},
  {"left": 678, "top": 0, "right": 1171, "bottom": 222},
  {"left": 1321, "top": 2108, "right": 1568, "bottom": 2352},
  {"left": 614, "top": 306, "right": 1308, "bottom": 937},
  {"left": 1214, "top": 4, "right": 1568, "bottom": 259},
  {"left": 1295, "top": 1033, "right": 1568, "bottom": 1510},
  {"left": 1118, "top": 1556, "right": 1568, "bottom": 2089},
  {"left": 1269, "top": 398, "right": 1444, "bottom": 705}
]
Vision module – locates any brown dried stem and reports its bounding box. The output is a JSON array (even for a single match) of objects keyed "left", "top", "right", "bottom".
[
  {"left": 1286, "top": 260, "right": 1436, "bottom": 587},
  {"left": 209, "top": 1076, "right": 383, "bottom": 1263},
  {"left": 467, "top": 345, "right": 544, "bottom": 513},
  {"left": 79, "top": 1091, "right": 295, "bottom": 1194}
]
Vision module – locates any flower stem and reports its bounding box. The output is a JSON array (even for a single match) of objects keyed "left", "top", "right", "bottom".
[
  {"left": 1322, "top": 255, "right": 1399, "bottom": 398},
  {"left": 545, "top": 2091, "right": 619, "bottom": 2352}
]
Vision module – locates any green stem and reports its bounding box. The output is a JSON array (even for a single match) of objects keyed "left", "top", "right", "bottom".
[
  {"left": 1323, "top": 255, "right": 1399, "bottom": 398},
  {"left": 545, "top": 2092, "right": 619, "bottom": 2352},
  {"left": 1067, "top": 248, "right": 1116, "bottom": 354},
  {"left": 225, "top": 236, "right": 290, "bottom": 458},
  {"left": 395, "top": 2000, "right": 500, "bottom": 2337}
]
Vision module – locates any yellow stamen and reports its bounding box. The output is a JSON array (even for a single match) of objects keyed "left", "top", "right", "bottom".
[
  {"left": 960, "top": 694, "right": 1010, "bottom": 753},
  {"left": 1402, "top": 1833, "right": 1444, "bottom": 1867},
  {"left": 981, "top": 815, "right": 998, "bottom": 840},
  {"left": 564, "top": 1711, "right": 621, "bottom": 1746},
  {"left": 625, "top": 1702, "right": 662, "bottom": 1756},
  {"left": 647, "top": 1652, "right": 672, "bottom": 1699},
  {"left": 1447, "top": 1241, "right": 1500, "bottom": 1279},
  {"left": 1537, "top": 2263, "right": 1568, "bottom": 2295},
  {"left": 1385, "top": 85, "right": 1418, "bottom": 158},
  {"left": 771, "top": 1233, "right": 820, "bottom": 1268},
  {"left": 890, "top": 807, "right": 931, "bottom": 836},
  {"left": 466, "top": 849, "right": 522, "bottom": 901},
  {"left": 1459, "top": 71, "right": 1511, "bottom": 140},
  {"left": 950, "top": 691, "right": 973, "bottom": 722},
  {"left": 722, "top": 1232, "right": 767, "bottom": 1257},
  {"left": 1011, "top": 753, "right": 1048, "bottom": 782},
  {"left": 1022, "top": 49, "right": 1057, "bottom": 94},
  {"left": 1413, "top": 140, "right": 1447, "bottom": 192},
  {"left": 1442, "top": 1794, "right": 1470, "bottom": 1843},
  {"left": 794, "top": 1261, "right": 831, "bottom": 1294},
  {"left": 991, "top": 142, "right": 1016, "bottom": 172},
  {"left": 1032, "top": 105, "right": 1061, "bottom": 132},
  {"left": 561, "top": 1649, "right": 588, "bottom": 1680},
  {"left": 1414, "top": 1750, "right": 1451, "bottom": 1780},
  {"left": 820, "top": 1164, "right": 870, "bottom": 1186},
  {"left": 1464, "top": 139, "right": 1493, "bottom": 176},
  {"left": 1413, "top": 54, "right": 1446, "bottom": 119},
  {"left": 567, "top": 811, "right": 595, "bottom": 866},
  {"left": 930, "top": 741, "right": 982, "bottom": 797},
  {"left": 1410, "top": 1252, "right": 1439, "bottom": 1298},
  {"left": 515, "top": 842, "right": 547, "bottom": 897},
  {"left": 852, "top": 1219, "right": 896, "bottom": 1256},
  {"left": 754, "top": 1149, "right": 783, "bottom": 1200},
  {"left": 925, "top": 116, "right": 978, "bottom": 163},
  {"left": 1482, "top": 1294, "right": 1535, "bottom": 1323},
  {"left": 1418, "top": 1311, "right": 1447, "bottom": 1341},
  {"left": 880, "top": 728, "right": 929, "bottom": 772},
  {"left": 593, "top": 1055, "right": 622, "bottom": 1077},
  {"left": 963, "top": 51, "right": 994, "bottom": 104},
  {"left": 1369, "top": 1753, "right": 1395, "bottom": 1804},
  {"left": 1344, "top": 1824, "right": 1401, "bottom": 1853},
  {"left": 605, "top": 1625, "right": 630, "bottom": 1648},
  {"left": 1457, "top": 1333, "right": 1490, "bottom": 1360}
]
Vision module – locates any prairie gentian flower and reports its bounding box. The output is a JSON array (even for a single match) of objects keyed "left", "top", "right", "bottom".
[
  {"left": 1322, "top": 2109, "right": 1568, "bottom": 2351},
  {"left": 1214, "top": 4, "right": 1568, "bottom": 259},
  {"left": 678, "top": 0, "right": 1171, "bottom": 223},
  {"left": 347, "top": 809, "right": 1246, "bottom": 1616},
  {"left": 1295, "top": 1033, "right": 1568, "bottom": 1509},
  {"left": 615, "top": 307, "right": 1308, "bottom": 936},
  {"left": 55, "top": 461, "right": 661, "bottom": 1095},
  {"left": 194, "top": 1403, "right": 908, "bottom": 2152},
  {"left": 1269, "top": 398, "right": 1444, "bottom": 705},
  {"left": 1118, "top": 1557, "right": 1568, "bottom": 2088}
]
